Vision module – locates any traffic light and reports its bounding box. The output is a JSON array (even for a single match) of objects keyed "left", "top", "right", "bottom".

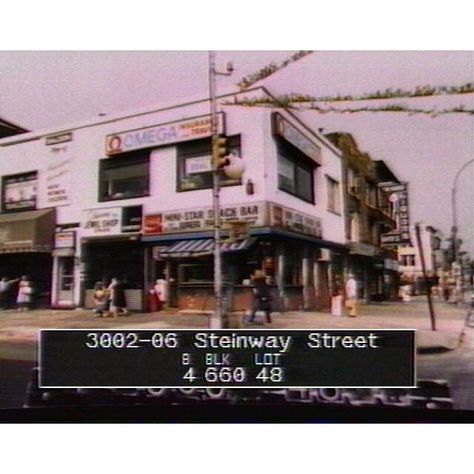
[{"left": 212, "top": 135, "right": 230, "bottom": 170}]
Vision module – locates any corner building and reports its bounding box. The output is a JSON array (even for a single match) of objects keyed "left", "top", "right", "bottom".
[{"left": 0, "top": 87, "right": 346, "bottom": 312}]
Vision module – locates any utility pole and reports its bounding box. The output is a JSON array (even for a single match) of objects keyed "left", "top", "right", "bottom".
[
  {"left": 208, "top": 51, "right": 233, "bottom": 329},
  {"left": 415, "top": 223, "right": 436, "bottom": 331}
]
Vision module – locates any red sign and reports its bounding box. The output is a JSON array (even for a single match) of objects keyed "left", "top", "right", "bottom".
[{"left": 142, "top": 214, "right": 162, "bottom": 235}]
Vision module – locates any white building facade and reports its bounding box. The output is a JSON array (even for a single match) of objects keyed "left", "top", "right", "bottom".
[{"left": 0, "top": 87, "right": 346, "bottom": 312}]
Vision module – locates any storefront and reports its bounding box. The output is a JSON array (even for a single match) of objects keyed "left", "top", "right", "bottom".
[
  {"left": 142, "top": 201, "right": 346, "bottom": 312},
  {"left": 79, "top": 205, "right": 145, "bottom": 311},
  {"left": 51, "top": 230, "right": 76, "bottom": 308},
  {"left": 0, "top": 209, "right": 55, "bottom": 306}
]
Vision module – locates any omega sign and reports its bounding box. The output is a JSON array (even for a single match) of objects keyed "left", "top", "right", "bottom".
[{"left": 105, "top": 113, "right": 225, "bottom": 155}]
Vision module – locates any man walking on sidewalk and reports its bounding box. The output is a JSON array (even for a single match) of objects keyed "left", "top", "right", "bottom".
[{"left": 345, "top": 274, "right": 358, "bottom": 317}]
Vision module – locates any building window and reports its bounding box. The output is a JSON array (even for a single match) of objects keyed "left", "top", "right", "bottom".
[
  {"left": 327, "top": 176, "right": 341, "bottom": 213},
  {"left": 177, "top": 136, "right": 241, "bottom": 192},
  {"left": 1, "top": 171, "right": 38, "bottom": 212},
  {"left": 349, "top": 213, "right": 360, "bottom": 242},
  {"left": 400, "top": 255, "right": 416, "bottom": 266},
  {"left": 277, "top": 142, "right": 315, "bottom": 203},
  {"left": 367, "top": 185, "right": 377, "bottom": 207},
  {"left": 179, "top": 263, "right": 214, "bottom": 284},
  {"left": 98, "top": 151, "right": 149, "bottom": 201}
]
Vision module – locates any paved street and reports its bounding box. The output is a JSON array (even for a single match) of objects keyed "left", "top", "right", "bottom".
[{"left": 0, "top": 296, "right": 471, "bottom": 409}]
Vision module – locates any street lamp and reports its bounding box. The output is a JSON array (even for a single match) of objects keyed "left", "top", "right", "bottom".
[
  {"left": 451, "top": 159, "right": 474, "bottom": 261},
  {"left": 450, "top": 158, "right": 473, "bottom": 303}
]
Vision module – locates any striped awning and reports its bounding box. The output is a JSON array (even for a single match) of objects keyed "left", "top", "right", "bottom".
[{"left": 157, "top": 237, "right": 256, "bottom": 258}]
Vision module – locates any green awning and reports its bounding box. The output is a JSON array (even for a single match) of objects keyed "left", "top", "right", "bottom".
[{"left": 0, "top": 209, "right": 55, "bottom": 253}]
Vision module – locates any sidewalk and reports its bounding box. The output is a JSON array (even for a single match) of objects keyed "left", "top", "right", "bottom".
[{"left": 0, "top": 296, "right": 468, "bottom": 360}]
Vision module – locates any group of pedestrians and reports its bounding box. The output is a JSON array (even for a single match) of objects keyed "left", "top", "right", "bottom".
[
  {"left": 92, "top": 277, "right": 129, "bottom": 318},
  {"left": 0, "top": 275, "right": 36, "bottom": 311}
]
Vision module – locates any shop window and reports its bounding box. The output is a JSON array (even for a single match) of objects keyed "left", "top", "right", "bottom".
[
  {"left": 177, "top": 136, "right": 241, "bottom": 192},
  {"left": 98, "top": 151, "right": 149, "bottom": 201},
  {"left": 1, "top": 171, "right": 38, "bottom": 212},
  {"left": 179, "top": 263, "right": 214, "bottom": 284},
  {"left": 277, "top": 143, "right": 315, "bottom": 203},
  {"left": 326, "top": 176, "right": 341, "bottom": 214}
]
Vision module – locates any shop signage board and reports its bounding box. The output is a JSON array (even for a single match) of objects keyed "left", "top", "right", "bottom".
[
  {"left": 105, "top": 113, "right": 225, "bottom": 156},
  {"left": 82, "top": 207, "right": 121, "bottom": 237},
  {"left": 143, "top": 202, "right": 323, "bottom": 240},
  {"left": 38, "top": 148, "right": 72, "bottom": 207},
  {"left": 269, "top": 203, "right": 322, "bottom": 238},
  {"left": 54, "top": 231, "right": 75, "bottom": 249},
  {"left": 272, "top": 112, "right": 321, "bottom": 164},
  {"left": 45, "top": 132, "right": 73, "bottom": 146},
  {"left": 1, "top": 172, "right": 38, "bottom": 212},
  {"left": 143, "top": 202, "right": 266, "bottom": 235},
  {"left": 378, "top": 181, "right": 411, "bottom": 246}
]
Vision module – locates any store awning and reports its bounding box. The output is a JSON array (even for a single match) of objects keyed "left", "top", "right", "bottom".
[
  {"left": 0, "top": 209, "right": 55, "bottom": 254},
  {"left": 156, "top": 237, "right": 256, "bottom": 258}
]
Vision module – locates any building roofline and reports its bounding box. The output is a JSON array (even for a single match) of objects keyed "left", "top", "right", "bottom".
[
  {"left": 0, "top": 86, "right": 270, "bottom": 147},
  {"left": 0, "top": 117, "right": 29, "bottom": 136},
  {"left": 0, "top": 85, "right": 342, "bottom": 157}
]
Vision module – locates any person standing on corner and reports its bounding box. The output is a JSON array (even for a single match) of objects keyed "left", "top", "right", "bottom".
[
  {"left": 248, "top": 270, "right": 272, "bottom": 324},
  {"left": 16, "top": 275, "right": 34, "bottom": 311},
  {"left": 108, "top": 277, "right": 129, "bottom": 317},
  {"left": 345, "top": 273, "right": 358, "bottom": 317},
  {"left": 0, "top": 277, "right": 19, "bottom": 310}
]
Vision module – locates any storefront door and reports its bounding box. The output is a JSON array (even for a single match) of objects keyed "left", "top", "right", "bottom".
[{"left": 57, "top": 257, "right": 74, "bottom": 302}]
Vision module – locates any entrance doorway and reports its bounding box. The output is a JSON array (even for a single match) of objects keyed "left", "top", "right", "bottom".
[{"left": 57, "top": 257, "right": 74, "bottom": 303}]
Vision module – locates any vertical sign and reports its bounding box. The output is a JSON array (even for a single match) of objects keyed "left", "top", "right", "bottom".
[{"left": 378, "top": 182, "right": 411, "bottom": 246}]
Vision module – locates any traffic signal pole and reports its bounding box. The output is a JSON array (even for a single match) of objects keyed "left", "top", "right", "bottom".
[{"left": 208, "top": 51, "right": 233, "bottom": 329}]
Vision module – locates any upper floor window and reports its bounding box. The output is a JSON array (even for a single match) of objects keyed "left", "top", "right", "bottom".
[
  {"left": 98, "top": 151, "right": 149, "bottom": 202},
  {"left": 1, "top": 171, "right": 38, "bottom": 213},
  {"left": 327, "top": 176, "right": 341, "bottom": 214},
  {"left": 277, "top": 141, "right": 315, "bottom": 203},
  {"left": 177, "top": 136, "right": 241, "bottom": 192}
]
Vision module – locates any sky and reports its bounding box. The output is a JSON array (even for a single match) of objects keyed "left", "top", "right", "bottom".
[{"left": 0, "top": 50, "right": 472, "bottom": 255}]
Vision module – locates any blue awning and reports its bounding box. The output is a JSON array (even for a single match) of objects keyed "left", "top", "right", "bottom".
[{"left": 156, "top": 237, "right": 256, "bottom": 258}]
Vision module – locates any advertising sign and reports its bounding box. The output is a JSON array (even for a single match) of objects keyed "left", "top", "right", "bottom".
[
  {"left": 38, "top": 148, "right": 72, "bottom": 207},
  {"left": 272, "top": 112, "right": 321, "bottom": 164},
  {"left": 269, "top": 204, "right": 322, "bottom": 238},
  {"left": 82, "top": 208, "right": 121, "bottom": 237},
  {"left": 378, "top": 182, "right": 411, "bottom": 246},
  {"left": 105, "top": 113, "right": 225, "bottom": 156},
  {"left": 1, "top": 172, "right": 38, "bottom": 212},
  {"left": 142, "top": 203, "right": 266, "bottom": 235},
  {"left": 45, "top": 132, "right": 73, "bottom": 146},
  {"left": 143, "top": 202, "right": 323, "bottom": 239},
  {"left": 54, "top": 231, "right": 75, "bottom": 249}
]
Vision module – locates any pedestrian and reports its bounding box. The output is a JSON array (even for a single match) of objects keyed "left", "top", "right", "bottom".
[
  {"left": 248, "top": 270, "right": 272, "bottom": 324},
  {"left": 0, "top": 277, "right": 19, "bottom": 310},
  {"left": 399, "top": 284, "right": 411, "bottom": 303},
  {"left": 16, "top": 275, "right": 34, "bottom": 311},
  {"left": 331, "top": 281, "right": 343, "bottom": 316},
  {"left": 345, "top": 273, "right": 358, "bottom": 317},
  {"left": 92, "top": 281, "right": 110, "bottom": 318},
  {"left": 108, "top": 277, "right": 129, "bottom": 317}
]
